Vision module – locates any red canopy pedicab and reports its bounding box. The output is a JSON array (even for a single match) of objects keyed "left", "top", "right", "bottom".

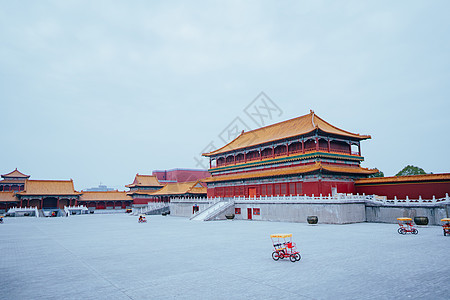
[
  {"left": 270, "top": 233, "right": 301, "bottom": 262},
  {"left": 397, "top": 217, "right": 418, "bottom": 235},
  {"left": 138, "top": 215, "right": 147, "bottom": 223},
  {"left": 441, "top": 218, "right": 450, "bottom": 236}
]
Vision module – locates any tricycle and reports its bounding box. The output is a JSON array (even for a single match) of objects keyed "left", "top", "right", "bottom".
[
  {"left": 270, "top": 233, "right": 301, "bottom": 262},
  {"left": 441, "top": 218, "right": 450, "bottom": 236},
  {"left": 397, "top": 217, "right": 418, "bottom": 235}
]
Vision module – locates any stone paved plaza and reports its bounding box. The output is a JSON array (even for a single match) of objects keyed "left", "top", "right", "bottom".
[{"left": 1, "top": 214, "right": 449, "bottom": 300}]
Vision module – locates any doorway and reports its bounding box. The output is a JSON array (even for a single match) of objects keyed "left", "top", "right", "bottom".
[
  {"left": 247, "top": 208, "right": 252, "bottom": 220},
  {"left": 248, "top": 187, "right": 256, "bottom": 198}
]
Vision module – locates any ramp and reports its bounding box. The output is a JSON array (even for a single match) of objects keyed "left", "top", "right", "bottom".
[{"left": 190, "top": 200, "right": 234, "bottom": 221}]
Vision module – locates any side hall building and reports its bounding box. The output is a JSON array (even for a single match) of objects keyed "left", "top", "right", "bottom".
[{"left": 202, "top": 111, "right": 378, "bottom": 197}]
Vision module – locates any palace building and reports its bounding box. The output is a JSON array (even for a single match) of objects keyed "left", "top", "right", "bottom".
[
  {"left": 78, "top": 191, "right": 133, "bottom": 210},
  {"left": 0, "top": 168, "right": 29, "bottom": 192},
  {"left": 126, "top": 174, "right": 164, "bottom": 205},
  {"left": 202, "top": 111, "right": 378, "bottom": 197},
  {"left": 15, "top": 179, "right": 81, "bottom": 209},
  {"left": 148, "top": 181, "right": 206, "bottom": 202}
]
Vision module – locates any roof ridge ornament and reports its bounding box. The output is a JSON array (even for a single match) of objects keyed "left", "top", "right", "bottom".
[{"left": 310, "top": 110, "right": 315, "bottom": 128}]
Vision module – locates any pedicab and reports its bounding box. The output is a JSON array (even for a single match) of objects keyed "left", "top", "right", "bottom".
[
  {"left": 138, "top": 215, "right": 147, "bottom": 223},
  {"left": 441, "top": 218, "right": 450, "bottom": 236},
  {"left": 270, "top": 233, "right": 301, "bottom": 262},
  {"left": 397, "top": 217, "right": 418, "bottom": 235}
]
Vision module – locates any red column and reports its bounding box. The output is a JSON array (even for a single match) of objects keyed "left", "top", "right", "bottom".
[
  {"left": 302, "top": 140, "right": 304, "bottom": 153},
  {"left": 272, "top": 146, "right": 275, "bottom": 158},
  {"left": 244, "top": 152, "right": 247, "bottom": 163},
  {"left": 286, "top": 143, "right": 289, "bottom": 156},
  {"left": 209, "top": 159, "right": 212, "bottom": 169},
  {"left": 260, "top": 150, "right": 262, "bottom": 161},
  {"left": 57, "top": 197, "right": 60, "bottom": 209},
  {"left": 327, "top": 138, "right": 331, "bottom": 153},
  {"left": 234, "top": 154, "right": 236, "bottom": 165},
  {"left": 315, "top": 137, "right": 319, "bottom": 151},
  {"left": 358, "top": 142, "right": 361, "bottom": 156},
  {"left": 40, "top": 198, "right": 43, "bottom": 209}
]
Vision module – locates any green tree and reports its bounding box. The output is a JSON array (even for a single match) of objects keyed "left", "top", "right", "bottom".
[
  {"left": 368, "top": 170, "right": 384, "bottom": 178},
  {"left": 395, "top": 165, "right": 426, "bottom": 176}
]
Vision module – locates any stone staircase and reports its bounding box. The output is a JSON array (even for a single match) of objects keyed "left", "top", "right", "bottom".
[{"left": 190, "top": 200, "right": 234, "bottom": 221}]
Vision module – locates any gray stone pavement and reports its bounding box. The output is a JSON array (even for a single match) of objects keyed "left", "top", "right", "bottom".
[{"left": 0, "top": 214, "right": 449, "bottom": 300}]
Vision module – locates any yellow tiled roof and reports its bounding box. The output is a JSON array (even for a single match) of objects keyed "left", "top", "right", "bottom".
[
  {"left": 18, "top": 180, "right": 80, "bottom": 195},
  {"left": 203, "top": 111, "right": 370, "bottom": 156},
  {"left": 126, "top": 189, "right": 161, "bottom": 196},
  {"left": 0, "top": 192, "right": 18, "bottom": 202},
  {"left": 125, "top": 174, "right": 163, "bottom": 188},
  {"left": 79, "top": 191, "right": 133, "bottom": 201},
  {"left": 203, "top": 163, "right": 377, "bottom": 182},
  {"left": 1, "top": 168, "right": 30, "bottom": 178},
  {"left": 355, "top": 173, "right": 450, "bottom": 185},
  {"left": 150, "top": 181, "right": 207, "bottom": 196}
]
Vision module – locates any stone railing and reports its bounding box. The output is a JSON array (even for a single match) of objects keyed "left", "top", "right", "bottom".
[
  {"left": 170, "top": 197, "right": 217, "bottom": 204},
  {"left": 64, "top": 205, "right": 89, "bottom": 216},
  {"left": 172, "top": 193, "right": 450, "bottom": 206},
  {"left": 364, "top": 193, "right": 450, "bottom": 206},
  {"left": 7, "top": 206, "right": 40, "bottom": 217}
]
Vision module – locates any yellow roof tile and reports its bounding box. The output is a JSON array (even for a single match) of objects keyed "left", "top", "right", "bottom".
[
  {"left": 0, "top": 192, "right": 18, "bottom": 202},
  {"left": 150, "top": 181, "right": 207, "bottom": 196},
  {"left": 355, "top": 173, "right": 450, "bottom": 185},
  {"left": 203, "top": 111, "right": 370, "bottom": 157},
  {"left": 18, "top": 180, "right": 80, "bottom": 196},
  {"left": 125, "top": 174, "right": 163, "bottom": 188},
  {"left": 1, "top": 168, "right": 30, "bottom": 178}
]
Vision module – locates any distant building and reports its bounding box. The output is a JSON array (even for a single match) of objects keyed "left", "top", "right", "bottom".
[
  {"left": 152, "top": 168, "right": 210, "bottom": 183},
  {"left": 0, "top": 168, "right": 30, "bottom": 191},
  {"left": 126, "top": 174, "right": 164, "bottom": 205},
  {"left": 78, "top": 191, "right": 133, "bottom": 210},
  {"left": 145, "top": 181, "right": 207, "bottom": 202},
  {"left": 84, "top": 184, "right": 115, "bottom": 192}
]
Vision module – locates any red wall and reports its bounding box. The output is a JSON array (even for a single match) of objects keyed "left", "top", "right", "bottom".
[
  {"left": 207, "top": 180, "right": 355, "bottom": 198},
  {"left": 355, "top": 181, "right": 450, "bottom": 199}
]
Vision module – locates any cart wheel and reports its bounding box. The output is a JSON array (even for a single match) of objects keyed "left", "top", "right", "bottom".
[
  {"left": 444, "top": 230, "right": 447, "bottom": 236},
  {"left": 278, "top": 250, "right": 285, "bottom": 259},
  {"left": 272, "top": 251, "right": 280, "bottom": 261},
  {"left": 412, "top": 229, "right": 418, "bottom": 235},
  {"left": 397, "top": 228, "right": 403, "bottom": 234},
  {"left": 293, "top": 253, "right": 301, "bottom": 261},
  {"left": 289, "top": 254, "right": 296, "bottom": 262}
]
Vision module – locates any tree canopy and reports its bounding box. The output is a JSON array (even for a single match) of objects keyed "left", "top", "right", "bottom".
[
  {"left": 395, "top": 165, "right": 426, "bottom": 176},
  {"left": 368, "top": 170, "right": 384, "bottom": 178}
]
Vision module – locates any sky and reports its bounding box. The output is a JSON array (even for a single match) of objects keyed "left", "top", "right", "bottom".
[{"left": 1, "top": 0, "right": 449, "bottom": 190}]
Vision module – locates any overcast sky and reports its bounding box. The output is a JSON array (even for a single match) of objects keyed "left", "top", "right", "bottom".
[{"left": 1, "top": 0, "right": 449, "bottom": 190}]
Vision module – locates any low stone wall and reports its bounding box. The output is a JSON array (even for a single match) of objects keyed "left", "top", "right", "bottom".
[
  {"left": 170, "top": 199, "right": 214, "bottom": 218},
  {"left": 169, "top": 196, "right": 450, "bottom": 224},
  {"left": 366, "top": 204, "right": 449, "bottom": 225},
  {"left": 233, "top": 201, "right": 365, "bottom": 224}
]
